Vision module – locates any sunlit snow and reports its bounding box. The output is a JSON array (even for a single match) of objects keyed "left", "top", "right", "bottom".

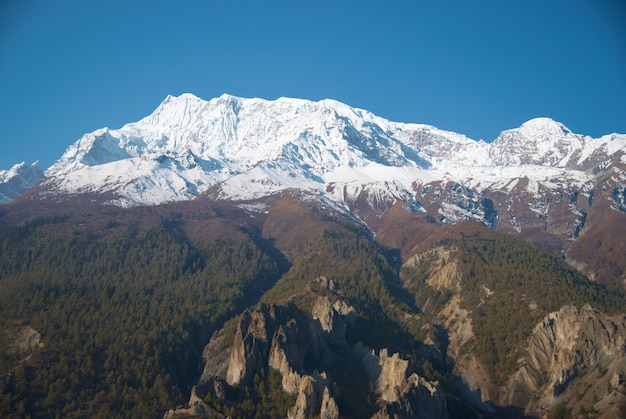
[{"left": 34, "top": 93, "right": 625, "bottom": 216}]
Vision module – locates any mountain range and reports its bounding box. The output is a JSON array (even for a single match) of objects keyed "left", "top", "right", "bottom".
[
  {"left": 5, "top": 93, "right": 626, "bottom": 229},
  {"left": 1, "top": 93, "right": 625, "bottom": 418},
  {"left": 4, "top": 93, "right": 626, "bottom": 285}
]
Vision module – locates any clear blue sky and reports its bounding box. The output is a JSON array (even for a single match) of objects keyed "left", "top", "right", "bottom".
[{"left": 1, "top": 0, "right": 625, "bottom": 170}]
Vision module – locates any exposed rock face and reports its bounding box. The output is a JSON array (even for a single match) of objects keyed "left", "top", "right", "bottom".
[
  {"left": 223, "top": 298, "right": 356, "bottom": 419},
  {"left": 408, "top": 250, "right": 496, "bottom": 406},
  {"left": 5, "top": 325, "right": 43, "bottom": 356},
  {"left": 226, "top": 302, "right": 317, "bottom": 386},
  {"left": 198, "top": 300, "right": 338, "bottom": 418},
  {"left": 2, "top": 324, "right": 44, "bottom": 368},
  {"left": 198, "top": 334, "right": 230, "bottom": 382},
  {"left": 163, "top": 385, "right": 220, "bottom": 419},
  {"left": 312, "top": 295, "right": 355, "bottom": 345},
  {"left": 319, "top": 386, "right": 339, "bottom": 419},
  {"left": 359, "top": 345, "right": 448, "bottom": 419},
  {"left": 502, "top": 305, "right": 626, "bottom": 416},
  {"left": 403, "top": 245, "right": 626, "bottom": 418},
  {"left": 169, "top": 296, "right": 448, "bottom": 418}
]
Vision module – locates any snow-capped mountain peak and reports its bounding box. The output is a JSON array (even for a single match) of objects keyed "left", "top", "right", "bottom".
[
  {"left": 36, "top": 94, "right": 451, "bottom": 206},
  {"left": 6, "top": 93, "right": 622, "bottom": 236},
  {"left": 0, "top": 161, "right": 44, "bottom": 203},
  {"left": 519, "top": 117, "right": 572, "bottom": 135},
  {"left": 488, "top": 117, "right": 587, "bottom": 167}
]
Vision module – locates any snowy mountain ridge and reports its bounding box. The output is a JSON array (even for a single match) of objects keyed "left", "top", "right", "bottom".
[
  {"left": 4, "top": 93, "right": 626, "bottom": 234},
  {"left": 41, "top": 93, "right": 465, "bottom": 205},
  {"left": 0, "top": 161, "right": 44, "bottom": 204}
]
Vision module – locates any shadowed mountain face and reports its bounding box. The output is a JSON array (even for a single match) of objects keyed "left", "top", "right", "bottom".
[
  {"left": 0, "top": 94, "right": 625, "bottom": 418},
  {"left": 0, "top": 162, "right": 43, "bottom": 203}
]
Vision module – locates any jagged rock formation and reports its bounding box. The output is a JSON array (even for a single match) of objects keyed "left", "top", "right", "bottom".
[
  {"left": 163, "top": 386, "right": 218, "bottom": 419},
  {"left": 167, "top": 295, "right": 447, "bottom": 418},
  {"left": 502, "top": 305, "right": 626, "bottom": 417},
  {"left": 234, "top": 302, "right": 337, "bottom": 419},
  {"left": 312, "top": 293, "right": 355, "bottom": 345},
  {"left": 167, "top": 300, "right": 339, "bottom": 418},
  {"left": 402, "top": 245, "right": 626, "bottom": 418},
  {"left": 359, "top": 345, "right": 448, "bottom": 418},
  {"left": 406, "top": 248, "right": 498, "bottom": 408}
]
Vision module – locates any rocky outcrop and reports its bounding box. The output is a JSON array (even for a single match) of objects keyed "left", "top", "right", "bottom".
[
  {"left": 438, "top": 294, "right": 497, "bottom": 406},
  {"left": 359, "top": 345, "right": 448, "bottom": 419},
  {"left": 312, "top": 295, "right": 355, "bottom": 345},
  {"left": 226, "top": 302, "right": 318, "bottom": 386},
  {"left": 408, "top": 250, "right": 496, "bottom": 406},
  {"left": 502, "top": 305, "right": 626, "bottom": 416},
  {"left": 319, "top": 386, "right": 340, "bottom": 419},
  {"left": 5, "top": 325, "right": 43, "bottom": 356},
  {"left": 2, "top": 323, "right": 44, "bottom": 370},
  {"left": 404, "top": 246, "right": 626, "bottom": 418},
  {"left": 163, "top": 385, "right": 220, "bottom": 419},
  {"left": 170, "top": 299, "right": 340, "bottom": 418},
  {"left": 221, "top": 301, "right": 339, "bottom": 418},
  {"left": 198, "top": 333, "right": 230, "bottom": 383},
  {"left": 169, "top": 295, "right": 449, "bottom": 418}
]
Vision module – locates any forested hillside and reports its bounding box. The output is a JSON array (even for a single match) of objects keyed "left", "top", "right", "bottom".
[
  {"left": 0, "top": 205, "right": 284, "bottom": 417},
  {"left": 455, "top": 234, "right": 624, "bottom": 386},
  {"left": 1, "top": 197, "right": 625, "bottom": 418}
]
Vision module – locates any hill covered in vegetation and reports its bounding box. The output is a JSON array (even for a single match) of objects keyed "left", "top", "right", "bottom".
[{"left": 1, "top": 197, "right": 625, "bottom": 418}]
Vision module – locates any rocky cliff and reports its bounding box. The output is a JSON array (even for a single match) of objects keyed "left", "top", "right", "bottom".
[
  {"left": 166, "top": 295, "right": 448, "bottom": 418},
  {"left": 503, "top": 305, "right": 626, "bottom": 417},
  {"left": 359, "top": 345, "right": 448, "bottom": 418},
  {"left": 403, "top": 245, "right": 626, "bottom": 418},
  {"left": 226, "top": 302, "right": 336, "bottom": 419}
]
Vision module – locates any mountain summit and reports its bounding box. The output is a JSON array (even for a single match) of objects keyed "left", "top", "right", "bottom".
[
  {"left": 0, "top": 161, "right": 44, "bottom": 203},
  {"left": 4, "top": 93, "right": 625, "bottom": 245},
  {"left": 43, "top": 93, "right": 456, "bottom": 205},
  {"left": 34, "top": 94, "right": 624, "bottom": 207}
]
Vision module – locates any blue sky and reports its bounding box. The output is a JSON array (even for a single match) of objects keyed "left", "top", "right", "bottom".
[{"left": 1, "top": 0, "right": 625, "bottom": 170}]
